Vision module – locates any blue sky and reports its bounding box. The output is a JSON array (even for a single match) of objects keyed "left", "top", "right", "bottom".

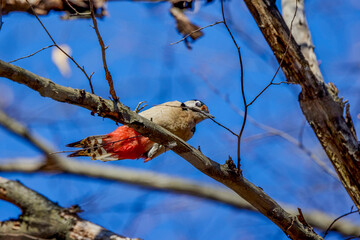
[{"left": 1, "top": 0, "right": 360, "bottom": 239}]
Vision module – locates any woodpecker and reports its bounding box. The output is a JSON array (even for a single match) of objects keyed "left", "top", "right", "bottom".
[{"left": 66, "top": 100, "right": 212, "bottom": 162}]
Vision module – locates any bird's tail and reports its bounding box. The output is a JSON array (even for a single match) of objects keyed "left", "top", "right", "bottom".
[{"left": 66, "top": 135, "right": 118, "bottom": 161}]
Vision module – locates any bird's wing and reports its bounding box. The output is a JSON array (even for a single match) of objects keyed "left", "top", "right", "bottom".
[{"left": 139, "top": 101, "right": 196, "bottom": 141}]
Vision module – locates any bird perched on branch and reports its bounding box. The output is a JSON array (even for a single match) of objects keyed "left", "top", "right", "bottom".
[{"left": 66, "top": 100, "right": 213, "bottom": 162}]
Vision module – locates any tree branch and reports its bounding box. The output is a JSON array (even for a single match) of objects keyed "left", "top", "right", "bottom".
[
  {"left": 0, "top": 177, "right": 138, "bottom": 240},
  {"left": 89, "top": 0, "right": 118, "bottom": 101},
  {"left": 281, "top": 0, "right": 322, "bottom": 81},
  {"left": 243, "top": 0, "right": 360, "bottom": 210},
  {"left": 2, "top": 157, "right": 360, "bottom": 238},
  {"left": 0, "top": 59, "right": 323, "bottom": 239},
  {"left": 0, "top": 108, "right": 355, "bottom": 237}
]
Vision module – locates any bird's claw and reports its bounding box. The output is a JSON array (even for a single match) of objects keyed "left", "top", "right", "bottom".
[{"left": 134, "top": 101, "right": 148, "bottom": 113}]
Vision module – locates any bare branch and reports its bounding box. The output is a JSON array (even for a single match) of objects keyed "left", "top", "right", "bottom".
[
  {"left": 246, "top": 0, "right": 296, "bottom": 107},
  {"left": 0, "top": 109, "right": 56, "bottom": 157},
  {"left": 323, "top": 209, "right": 359, "bottom": 238},
  {"left": 198, "top": 74, "right": 338, "bottom": 180},
  {"left": 170, "top": 21, "right": 223, "bottom": 45},
  {"left": 89, "top": 0, "right": 118, "bottom": 101},
  {"left": 0, "top": 60, "right": 323, "bottom": 239},
  {"left": 220, "top": 0, "right": 246, "bottom": 173},
  {"left": 0, "top": 177, "right": 138, "bottom": 240},
  {"left": 8, "top": 45, "right": 55, "bottom": 63}
]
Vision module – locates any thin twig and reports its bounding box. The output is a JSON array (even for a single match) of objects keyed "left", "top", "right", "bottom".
[
  {"left": 170, "top": 21, "right": 223, "bottom": 45},
  {"left": 198, "top": 73, "right": 339, "bottom": 180},
  {"left": 220, "top": 0, "right": 245, "bottom": 172},
  {"left": 208, "top": 117, "right": 239, "bottom": 137},
  {"left": 8, "top": 45, "right": 55, "bottom": 63},
  {"left": 156, "top": 104, "right": 238, "bottom": 137},
  {"left": 89, "top": 0, "right": 118, "bottom": 101},
  {"left": 272, "top": 81, "right": 289, "bottom": 85},
  {"left": 25, "top": 0, "right": 95, "bottom": 94},
  {"left": 246, "top": 1, "right": 298, "bottom": 107},
  {"left": 323, "top": 209, "right": 359, "bottom": 238}
]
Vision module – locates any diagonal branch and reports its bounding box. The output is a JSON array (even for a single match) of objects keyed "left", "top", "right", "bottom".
[
  {"left": 0, "top": 108, "right": 355, "bottom": 236},
  {"left": 9, "top": 44, "right": 55, "bottom": 63},
  {"left": 0, "top": 113, "right": 355, "bottom": 238},
  {"left": 0, "top": 59, "right": 323, "bottom": 239},
  {"left": 0, "top": 177, "right": 138, "bottom": 240}
]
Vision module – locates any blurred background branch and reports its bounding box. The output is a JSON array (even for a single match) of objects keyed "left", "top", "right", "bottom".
[{"left": 0, "top": 176, "right": 139, "bottom": 240}]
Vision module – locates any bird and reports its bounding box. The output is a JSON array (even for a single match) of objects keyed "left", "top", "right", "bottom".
[{"left": 66, "top": 100, "right": 213, "bottom": 162}]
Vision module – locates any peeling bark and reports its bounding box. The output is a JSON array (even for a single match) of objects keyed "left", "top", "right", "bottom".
[
  {"left": 0, "top": 177, "right": 137, "bottom": 240},
  {"left": 244, "top": 0, "right": 360, "bottom": 210}
]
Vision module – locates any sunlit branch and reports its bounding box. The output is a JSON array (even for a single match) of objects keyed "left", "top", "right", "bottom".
[{"left": 89, "top": 0, "right": 118, "bottom": 101}]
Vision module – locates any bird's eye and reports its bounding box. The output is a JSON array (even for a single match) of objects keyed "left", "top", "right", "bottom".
[{"left": 195, "top": 101, "right": 202, "bottom": 107}]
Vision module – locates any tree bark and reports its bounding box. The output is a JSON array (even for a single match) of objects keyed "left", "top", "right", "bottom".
[
  {"left": 243, "top": 0, "right": 360, "bottom": 210},
  {"left": 0, "top": 177, "right": 138, "bottom": 240}
]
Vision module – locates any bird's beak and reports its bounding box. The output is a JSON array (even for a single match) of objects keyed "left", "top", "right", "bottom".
[
  {"left": 200, "top": 105, "right": 214, "bottom": 119},
  {"left": 206, "top": 113, "right": 215, "bottom": 119}
]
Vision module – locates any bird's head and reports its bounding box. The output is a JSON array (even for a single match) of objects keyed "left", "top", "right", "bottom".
[{"left": 182, "top": 100, "right": 214, "bottom": 122}]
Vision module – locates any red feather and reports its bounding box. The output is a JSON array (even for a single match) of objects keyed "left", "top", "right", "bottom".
[{"left": 103, "top": 125, "right": 153, "bottom": 160}]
